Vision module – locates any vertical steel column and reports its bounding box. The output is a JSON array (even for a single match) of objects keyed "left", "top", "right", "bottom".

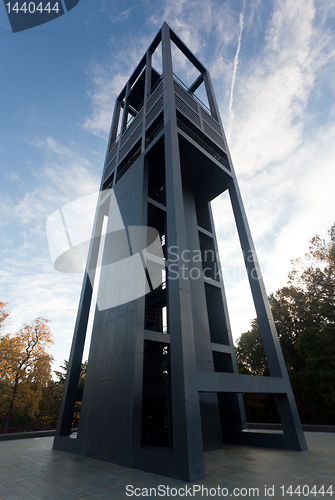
[
  {"left": 207, "top": 202, "right": 248, "bottom": 431},
  {"left": 141, "top": 50, "right": 152, "bottom": 152},
  {"left": 202, "top": 70, "right": 219, "bottom": 121},
  {"left": 199, "top": 67, "right": 247, "bottom": 431},
  {"left": 108, "top": 97, "right": 122, "bottom": 151},
  {"left": 144, "top": 50, "right": 152, "bottom": 100},
  {"left": 121, "top": 82, "right": 130, "bottom": 133},
  {"left": 161, "top": 22, "right": 205, "bottom": 481}
]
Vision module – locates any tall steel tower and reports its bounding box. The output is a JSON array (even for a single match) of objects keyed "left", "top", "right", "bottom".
[{"left": 53, "top": 23, "right": 307, "bottom": 482}]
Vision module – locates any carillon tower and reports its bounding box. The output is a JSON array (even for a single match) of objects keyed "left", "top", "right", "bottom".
[{"left": 53, "top": 23, "right": 307, "bottom": 481}]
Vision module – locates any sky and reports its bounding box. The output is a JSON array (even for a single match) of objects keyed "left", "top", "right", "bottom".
[{"left": 1, "top": 0, "right": 335, "bottom": 374}]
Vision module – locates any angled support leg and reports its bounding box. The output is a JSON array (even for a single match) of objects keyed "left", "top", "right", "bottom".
[{"left": 228, "top": 177, "right": 307, "bottom": 451}]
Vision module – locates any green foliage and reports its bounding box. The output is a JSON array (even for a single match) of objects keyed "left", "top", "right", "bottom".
[
  {"left": 236, "top": 224, "right": 335, "bottom": 424},
  {"left": 53, "top": 360, "right": 87, "bottom": 427},
  {"left": 235, "top": 320, "right": 268, "bottom": 376}
]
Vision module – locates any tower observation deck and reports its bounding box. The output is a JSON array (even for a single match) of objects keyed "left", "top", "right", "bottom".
[{"left": 53, "top": 23, "right": 307, "bottom": 482}]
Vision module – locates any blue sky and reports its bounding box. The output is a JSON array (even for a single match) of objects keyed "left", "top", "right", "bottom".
[{"left": 1, "top": 0, "right": 335, "bottom": 373}]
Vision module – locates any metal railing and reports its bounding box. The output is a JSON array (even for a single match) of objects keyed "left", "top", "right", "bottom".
[
  {"left": 173, "top": 73, "right": 212, "bottom": 115},
  {"left": 116, "top": 145, "right": 142, "bottom": 183},
  {"left": 177, "top": 118, "right": 230, "bottom": 170},
  {"left": 147, "top": 75, "right": 163, "bottom": 99},
  {"left": 145, "top": 120, "right": 164, "bottom": 148}
]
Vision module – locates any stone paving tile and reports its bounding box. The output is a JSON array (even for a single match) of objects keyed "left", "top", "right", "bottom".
[{"left": 0, "top": 433, "right": 334, "bottom": 499}]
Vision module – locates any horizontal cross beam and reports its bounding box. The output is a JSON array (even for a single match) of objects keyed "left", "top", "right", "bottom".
[{"left": 197, "top": 371, "right": 287, "bottom": 394}]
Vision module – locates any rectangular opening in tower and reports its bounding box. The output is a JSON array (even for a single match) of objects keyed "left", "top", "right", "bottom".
[
  {"left": 146, "top": 135, "right": 166, "bottom": 206},
  {"left": 144, "top": 278, "right": 167, "bottom": 332},
  {"left": 195, "top": 197, "right": 212, "bottom": 233},
  {"left": 141, "top": 340, "right": 171, "bottom": 448},
  {"left": 204, "top": 283, "right": 229, "bottom": 345},
  {"left": 212, "top": 351, "right": 233, "bottom": 372},
  {"left": 242, "top": 393, "right": 280, "bottom": 425},
  {"left": 116, "top": 139, "right": 142, "bottom": 183},
  {"left": 199, "top": 232, "right": 218, "bottom": 281},
  {"left": 102, "top": 170, "right": 114, "bottom": 192},
  {"left": 146, "top": 112, "right": 164, "bottom": 150}
]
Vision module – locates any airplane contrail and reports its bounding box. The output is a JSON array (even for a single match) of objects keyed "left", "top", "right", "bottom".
[{"left": 228, "top": 8, "right": 244, "bottom": 138}]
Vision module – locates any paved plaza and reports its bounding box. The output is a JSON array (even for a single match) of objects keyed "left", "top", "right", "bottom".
[{"left": 0, "top": 432, "right": 334, "bottom": 500}]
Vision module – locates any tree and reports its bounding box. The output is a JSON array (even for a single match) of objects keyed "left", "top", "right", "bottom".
[
  {"left": 235, "top": 321, "right": 279, "bottom": 423},
  {"left": 0, "top": 302, "right": 10, "bottom": 331},
  {"left": 236, "top": 224, "right": 335, "bottom": 424},
  {"left": 0, "top": 312, "right": 54, "bottom": 433},
  {"left": 53, "top": 360, "right": 87, "bottom": 427},
  {"left": 235, "top": 319, "right": 267, "bottom": 376}
]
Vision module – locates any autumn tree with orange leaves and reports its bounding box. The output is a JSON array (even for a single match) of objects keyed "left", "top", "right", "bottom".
[{"left": 0, "top": 303, "right": 54, "bottom": 433}]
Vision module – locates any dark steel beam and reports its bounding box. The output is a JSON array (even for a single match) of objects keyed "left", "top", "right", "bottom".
[
  {"left": 197, "top": 371, "right": 287, "bottom": 394},
  {"left": 188, "top": 74, "right": 203, "bottom": 94}
]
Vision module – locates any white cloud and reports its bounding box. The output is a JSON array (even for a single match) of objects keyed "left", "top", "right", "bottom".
[
  {"left": 112, "top": 5, "right": 140, "bottom": 23},
  {"left": 83, "top": 65, "right": 128, "bottom": 138},
  {"left": 76, "top": 0, "right": 335, "bottom": 344},
  {"left": 83, "top": 28, "right": 159, "bottom": 138},
  {"left": 1, "top": 136, "right": 101, "bottom": 370},
  {"left": 229, "top": 0, "right": 334, "bottom": 173},
  {"left": 5, "top": 172, "right": 19, "bottom": 181},
  {"left": 148, "top": 0, "right": 213, "bottom": 53},
  {"left": 211, "top": 0, "right": 335, "bottom": 338}
]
